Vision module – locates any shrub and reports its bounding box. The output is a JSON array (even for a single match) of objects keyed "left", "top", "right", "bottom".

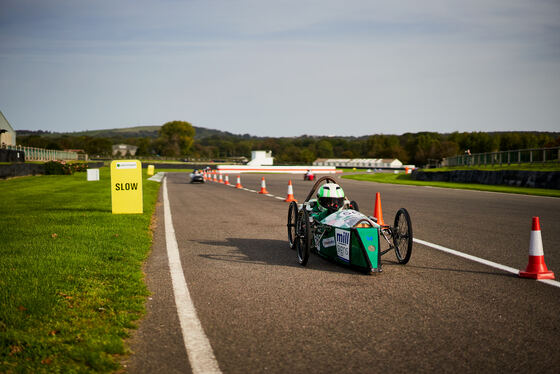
[{"left": 43, "top": 161, "right": 88, "bottom": 175}]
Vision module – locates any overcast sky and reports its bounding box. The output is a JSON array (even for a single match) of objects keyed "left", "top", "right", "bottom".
[{"left": 1, "top": 0, "right": 559, "bottom": 137}]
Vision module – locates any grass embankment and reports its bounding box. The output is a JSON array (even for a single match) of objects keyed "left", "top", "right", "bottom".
[
  {"left": 342, "top": 173, "right": 560, "bottom": 198},
  {"left": 0, "top": 168, "right": 160, "bottom": 372},
  {"left": 424, "top": 162, "right": 560, "bottom": 172}
]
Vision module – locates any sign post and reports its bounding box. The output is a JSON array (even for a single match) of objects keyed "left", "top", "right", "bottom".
[{"left": 111, "top": 160, "right": 143, "bottom": 214}]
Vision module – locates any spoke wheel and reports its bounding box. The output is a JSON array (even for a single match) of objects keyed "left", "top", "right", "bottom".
[
  {"left": 296, "top": 209, "right": 311, "bottom": 266},
  {"left": 393, "top": 208, "right": 413, "bottom": 264},
  {"left": 287, "top": 201, "right": 298, "bottom": 249}
]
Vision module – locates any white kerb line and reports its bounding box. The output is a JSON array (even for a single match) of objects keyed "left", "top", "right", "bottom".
[
  {"left": 163, "top": 177, "right": 222, "bottom": 374},
  {"left": 414, "top": 238, "right": 560, "bottom": 289}
]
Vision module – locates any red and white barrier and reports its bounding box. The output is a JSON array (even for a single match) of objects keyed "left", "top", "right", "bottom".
[{"left": 216, "top": 165, "right": 339, "bottom": 174}]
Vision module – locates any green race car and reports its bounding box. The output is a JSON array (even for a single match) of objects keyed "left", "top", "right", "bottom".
[{"left": 287, "top": 176, "right": 413, "bottom": 274}]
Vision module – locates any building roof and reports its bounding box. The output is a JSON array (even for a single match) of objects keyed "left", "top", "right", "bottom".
[{"left": 0, "top": 111, "right": 15, "bottom": 132}]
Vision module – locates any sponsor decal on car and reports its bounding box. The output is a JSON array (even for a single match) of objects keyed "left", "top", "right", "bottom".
[
  {"left": 322, "top": 237, "right": 335, "bottom": 248},
  {"left": 335, "top": 228, "right": 350, "bottom": 262}
]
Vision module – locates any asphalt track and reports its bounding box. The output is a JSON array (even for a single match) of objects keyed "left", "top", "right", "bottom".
[{"left": 126, "top": 173, "right": 560, "bottom": 373}]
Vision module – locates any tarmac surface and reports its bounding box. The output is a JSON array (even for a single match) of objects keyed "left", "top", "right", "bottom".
[{"left": 125, "top": 172, "right": 560, "bottom": 373}]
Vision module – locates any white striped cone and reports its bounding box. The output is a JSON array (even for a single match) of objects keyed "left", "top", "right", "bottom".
[
  {"left": 284, "top": 180, "right": 297, "bottom": 202},
  {"left": 235, "top": 176, "right": 243, "bottom": 189},
  {"left": 213, "top": 172, "right": 217, "bottom": 182},
  {"left": 219, "top": 174, "right": 224, "bottom": 183},
  {"left": 519, "top": 217, "right": 554, "bottom": 279},
  {"left": 224, "top": 175, "right": 230, "bottom": 185},
  {"left": 258, "top": 177, "right": 269, "bottom": 194}
]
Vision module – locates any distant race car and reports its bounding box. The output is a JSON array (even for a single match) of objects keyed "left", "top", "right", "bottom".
[
  {"left": 190, "top": 169, "right": 204, "bottom": 183},
  {"left": 287, "top": 176, "right": 412, "bottom": 273},
  {"left": 303, "top": 170, "right": 314, "bottom": 181}
]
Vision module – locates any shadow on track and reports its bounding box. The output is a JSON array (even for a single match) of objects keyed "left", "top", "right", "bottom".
[
  {"left": 196, "top": 237, "right": 361, "bottom": 275},
  {"left": 405, "top": 264, "right": 518, "bottom": 278}
]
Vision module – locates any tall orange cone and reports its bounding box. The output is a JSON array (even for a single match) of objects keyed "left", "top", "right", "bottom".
[
  {"left": 258, "top": 177, "right": 269, "bottom": 194},
  {"left": 284, "top": 180, "right": 297, "bottom": 202},
  {"left": 219, "top": 174, "right": 224, "bottom": 184},
  {"left": 235, "top": 175, "right": 243, "bottom": 189},
  {"left": 224, "top": 175, "right": 230, "bottom": 185},
  {"left": 373, "top": 192, "right": 385, "bottom": 225},
  {"left": 213, "top": 171, "right": 217, "bottom": 182},
  {"left": 519, "top": 217, "right": 554, "bottom": 279}
]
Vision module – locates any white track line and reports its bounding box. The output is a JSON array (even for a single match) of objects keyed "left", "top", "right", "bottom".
[
  {"left": 163, "top": 178, "right": 222, "bottom": 374},
  {"left": 414, "top": 238, "right": 560, "bottom": 288}
]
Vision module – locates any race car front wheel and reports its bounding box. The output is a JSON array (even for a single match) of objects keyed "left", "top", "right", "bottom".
[
  {"left": 296, "top": 209, "right": 311, "bottom": 266},
  {"left": 287, "top": 201, "right": 298, "bottom": 249},
  {"left": 393, "top": 208, "right": 413, "bottom": 264}
]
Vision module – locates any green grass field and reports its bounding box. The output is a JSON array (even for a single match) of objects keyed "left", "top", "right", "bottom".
[
  {"left": 342, "top": 173, "right": 560, "bottom": 197},
  {"left": 0, "top": 168, "right": 160, "bottom": 373}
]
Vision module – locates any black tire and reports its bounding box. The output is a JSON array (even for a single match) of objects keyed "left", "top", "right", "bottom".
[
  {"left": 296, "top": 209, "right": 311, "bottom": 266},
  {"left": 349, "top": 200, "right": 359, "bottom": 211},
  {"left": 393, "top": 208, "right": 413, "bottom": 264},
  {"left": 287, "top": 201, "right": 298, "bottom": 249}
]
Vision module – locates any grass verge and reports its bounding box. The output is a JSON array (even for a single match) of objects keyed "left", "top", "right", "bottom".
[
  {"left": 342, "top": 173, "right": 560, "bottom": 197},
  {"left": 0, "top": 167, "right": 160, "bottom": 373},
  {"left": 422, "top": 163, "right": 560, "bottom": 172}
]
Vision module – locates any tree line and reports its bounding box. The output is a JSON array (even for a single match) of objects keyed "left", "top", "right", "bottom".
[{"left": 17, "top": 121, "right": 560, "bottom": 166}]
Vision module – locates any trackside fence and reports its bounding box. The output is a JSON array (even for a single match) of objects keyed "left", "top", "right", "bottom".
[
  {"left": 5, "top": 145, "right": 80, "bottom": 161},
  {"left": 443, "top": 147, "right": 560, "bottom": 167}
]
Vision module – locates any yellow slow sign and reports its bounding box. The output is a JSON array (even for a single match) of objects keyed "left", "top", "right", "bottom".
[{"left": 110, "top": 160, "right": 143, "bottom": 214}]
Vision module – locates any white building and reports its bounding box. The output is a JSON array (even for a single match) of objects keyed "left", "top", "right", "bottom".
[
  {"left": 112, "top": 144, "right": 138, "bottom": 157},
  {"left": 313, "top": 158, "right": 406, "bottom": 168},
  {"left": 247, "top": 150, "right": 274, "bottom": 166},
  {"left": 0, "top": 111, "right": 16, "bottom": 147}
]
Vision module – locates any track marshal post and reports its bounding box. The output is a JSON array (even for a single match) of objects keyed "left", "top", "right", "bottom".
[{"left": 111, "top": 160, "right": 143, "bottom": 214}]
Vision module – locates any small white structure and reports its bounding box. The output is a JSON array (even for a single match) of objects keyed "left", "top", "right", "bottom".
[
  {"left": 112, "top": 144, "right": 138, "bottom": 157},
  {"left": 87, "top": 168, "right": 100, "bottom": 181},
  {"left": 247, "top": 150, "right": 274, "bottom": 166}
]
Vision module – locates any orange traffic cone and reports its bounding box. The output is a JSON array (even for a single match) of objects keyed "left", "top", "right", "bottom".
[
  {"left": 373, "top": 192, "right": 385, "bottom": 226},
  {"left": 213, "top": 171, "right": 217, "bottom": 182},
  {"left": 224, "top": 175, "right": 230, "bottom": 185},
  {"left": 219, "top": 174, "right": 224, "bottom": 184},
  {"left": 284, "top": 180, "right": 297, "bottom": 202},
  {"left": 519, "top": 217, "right": 555, "bottom": 279},
  {"left": 235, "top": 175, "right": 243, "bottom": 189},
  {"left": 258, "top": 177, "right": 269, "bottom": 194}
]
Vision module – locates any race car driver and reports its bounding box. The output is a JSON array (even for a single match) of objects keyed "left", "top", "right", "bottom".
[{"left": 308, "top": 182, "right": 346, "bottom": 221}]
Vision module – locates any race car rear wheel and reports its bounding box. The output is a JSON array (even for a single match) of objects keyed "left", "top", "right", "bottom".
[
  {"left": 393, "top": 208, "right": 413, "bottom": 264},
  {"left": 287, "top": 201, "right": 298, "bottom": 249},
  {"left": 349, "top": 200, "right": 359, "bottom": 211},
  {"left": 296, "top": 209, "right": 311, "bottom": 266}
]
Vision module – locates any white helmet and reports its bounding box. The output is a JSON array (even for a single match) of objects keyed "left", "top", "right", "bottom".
[{"left": 317, "top": 183, "right": 345, "bottom": 213}]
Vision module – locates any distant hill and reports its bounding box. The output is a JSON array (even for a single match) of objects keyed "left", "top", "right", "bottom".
[{"left": 17, "top": 125, "right": 247, "bottom": 140}]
